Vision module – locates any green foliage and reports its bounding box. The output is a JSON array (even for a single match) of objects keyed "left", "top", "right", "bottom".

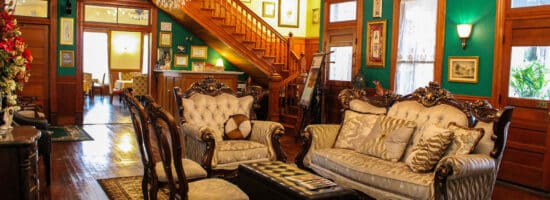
[{"left": 510, "top": 61, "right": 549, "bottom": 99}]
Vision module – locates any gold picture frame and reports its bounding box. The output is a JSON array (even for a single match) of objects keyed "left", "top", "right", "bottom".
[
  {"left": 60, "top": 17, "right": 74, "bottom": 45},
  {"left": 448, "top": 56, "right": 479, "bottom": 83},
  {"left": 190, "top": 46, "right": 208, "bottom": 59},
  {"left": 366, "top": 20, "right": 387, "bottom": 68},
  {"left": 262, "top": 2, "right": 275, "bottom": 18},
  {"left": 60, "top": 50, "right": 74, "bottom": 67},
  {"left": 373, "top": 0, "right": 382, "bottom": 18},
  {"left": 159, "top": 32, "right": 172, "bottom": 47},
  {"left": 174, "top": 54, "right": 188, "bottom": 67},
  {"left": 312, "top": 8, "right": 320, "bottom": 24},
  {"left": 278, "top": 0, "right": 299, "bottom": 28},
  {"left": 192, "top": 61, "right": 205, "bottom": 72}
]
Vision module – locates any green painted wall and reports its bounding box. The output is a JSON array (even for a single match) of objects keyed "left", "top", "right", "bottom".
[
  {"left": 157, "top": 11, "right": 239, "bottom": 72},
  {"left": 442, "top": 0, "right": 495, "bottom": 97},
  {"left": 57, "top": 0, "right": 76, "bottom": 76}
]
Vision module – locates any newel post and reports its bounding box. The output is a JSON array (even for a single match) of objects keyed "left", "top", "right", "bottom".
[{"left": 268, "top": 73, "right": 283, "bottom": 122}]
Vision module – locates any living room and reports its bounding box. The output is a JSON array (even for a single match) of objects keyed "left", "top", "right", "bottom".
[{"left": 1, "top": 0, "right": 550, "bottom": 199}]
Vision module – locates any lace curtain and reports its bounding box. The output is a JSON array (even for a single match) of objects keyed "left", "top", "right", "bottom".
[{"left": 394, "top": 0, "right": 437, "bottom": 95}]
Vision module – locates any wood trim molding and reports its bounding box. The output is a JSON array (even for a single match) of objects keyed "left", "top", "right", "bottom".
[
  {"left": 453, "top": 94, "right": 493, "bottom": 105},
  {"left": 389, "top": 0, "right": 400, "bottom": 90},
  {"left": 433, "top": 0, "right": 446, "bottom": 83},
  {"left": 355, "top": 0, "right": 363, "bottom": 78},
  {"left": 492, "top": 0, "right": 505, "bottom": 107},
  {"left": 49, "top": 0, "right": 58, "bottom": 124}
]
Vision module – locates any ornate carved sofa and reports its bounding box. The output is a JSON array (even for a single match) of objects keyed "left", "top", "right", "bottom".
[
  {"left": 174, "top": 77, "right": 286, "bottom": 177},
  {"left": 296, "top": 82, "right": 513, "bottom": 200}
]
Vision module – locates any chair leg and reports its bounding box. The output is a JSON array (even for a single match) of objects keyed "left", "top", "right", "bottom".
[
  {"left": 141, "top": 173, "right": 149, "bottom": 200},
  {"left": 150, "top": 179, "right": 159, "bottom": 200},
  {"left": 110, "top": 94, "right": 114, "bottom": 104}
]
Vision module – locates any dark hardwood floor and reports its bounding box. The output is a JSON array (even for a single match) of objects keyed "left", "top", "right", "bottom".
[{"left": 38, "top": 95, "right": 550, "bottom": 200}]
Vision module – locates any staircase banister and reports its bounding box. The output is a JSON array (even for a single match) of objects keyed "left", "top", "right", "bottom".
[{"left": 224, "top": 0, "right": 288, "bottom": 43}]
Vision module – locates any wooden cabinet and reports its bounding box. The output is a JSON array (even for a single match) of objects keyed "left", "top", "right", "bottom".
[
  {"left": 154, "top": 70, "right": 244, "bottom": 118},
  {"left": 0, "top": 126, "right": 41, "bottom": 200}
]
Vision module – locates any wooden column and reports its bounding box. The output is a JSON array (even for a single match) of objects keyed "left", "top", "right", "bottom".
[{"left": 268, "top": 72, "right": 282, "bottom": 122}]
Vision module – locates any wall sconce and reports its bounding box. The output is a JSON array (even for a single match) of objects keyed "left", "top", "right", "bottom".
[
  {"left": 215, "top": 58, "right": 224, "bottom": 68},
  {"left": 457, "top": 24, "right": 472, "bottom": 49},
  {"left": 66, "top": 0, "right": 72, "bottom": 15}
]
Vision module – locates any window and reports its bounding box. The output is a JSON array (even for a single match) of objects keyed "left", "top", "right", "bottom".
[
  {"left": 83, "top": 32, "right": 109, "bottom": 84},
  {"left": 329, "top": 46, "right": 353, "bottom": 81},
  {"left": 329, "top": 1, "right": 356, "bottom": 23},
  {"left": 511, "top": 0, "right": 550, "bottom": 8},
  {"left": 394, "top": 0, "right": 438, "bottom": 95},
  {"left": 14, "top": 0, "right": 48, "bottom": 18},
  {"left": 508, "top": 46, "right": 550, "bottom": 100},
  {"left": 84, "top": 5, "right": 150, "bottom": 25}
]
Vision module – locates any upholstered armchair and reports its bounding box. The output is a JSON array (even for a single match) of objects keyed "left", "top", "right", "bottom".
[{"left": 174, "top": 77, "right": 286, "bottom": 177}]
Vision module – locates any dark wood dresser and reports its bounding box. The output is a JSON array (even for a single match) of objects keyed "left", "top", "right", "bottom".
[{"left": 0, "top": 126, "right": 41, "bottom": 200}]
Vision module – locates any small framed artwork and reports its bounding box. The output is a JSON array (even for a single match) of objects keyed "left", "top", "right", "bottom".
[
  {"left": 262, "top": 2, "right": 276, "bottom": 18},
  {"left": 448, "top": 56, "right": 479, "bottom": 83},
  {"left": 241, "top": 0, "right": 251, "bottom": 3},
  {"left": 160, "top": 22, "right": 172, "bottom": 31},
  {"left": 192, "top": 61, "right": 205, "bottom": 72},
  {"left": 366, "top": 20, "right": 387, "bottom": 68},
  {"left": 312, "top": 8, "right": 320, "bottom": 24},
  {"left": 373, "top": 0, "right": 382, "bottom": 18},
  {"left": 159, "top": 32, "right": 172, "bottom": 47},
  {"left": 279, "top": 0, "right": 299, "bottom": 28},
  {"left": 60, "top": 50, "right": 74, "bottom": 67},
  {"left": 174, "top": 54, "right": 188, "bottom": 67},
  {"left": 157, "top": 48, "right": 172, "bottom": 70},
  {"left": 190, "top": 46, "right": 208, "bottom": 59},
  {"left": 60, "top": 17, "right": 74, "bottom": 45}
]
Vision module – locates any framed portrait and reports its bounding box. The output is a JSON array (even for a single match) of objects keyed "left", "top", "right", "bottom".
[
  {"left": 262, "top": 2, "right": 275, "bottom": 18},
  {"left": 190, "top": 46, "right": 208, "bottom": 59},
  {"left": 174, "top": 54, "right": 188, "bottom": 67},
  {"left": 373, "top": 0, "right": 382, "bottom": 18},
  {"left": 160, "top": 22, "right": 172, "bottom": 31},
  {"left": 60, "top": 50, "right": 74, "bottom": 67},
  {"left": 157, "top": 48, "right": 172, "bottom": 70},
  {"left": 60, "top": 17, "right": 74, "bottom": 45},
  {"left": 159, "top": 32, "right": 172, "bottom": 47},
  {"left": 278, "top": 0, "right": 299, "bottom": 28},
  {"left": 192, "top": 61, "right": 205, "bottom": 72},
  {"left": 448, "top": 56, "right": 479, "bottom": 83},
  {"left": 312, "top": 8, "right": 320, "bottom": 24},
  {"left": 366, "top": 20, "right": 387, "bottom": 68}
]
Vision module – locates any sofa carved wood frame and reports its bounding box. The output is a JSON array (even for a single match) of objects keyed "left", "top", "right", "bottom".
[
  {"left": 295, "top": 82, "right": 514, "bottom": 200},
  {"left": 174, "top": 77, "right": 287, "bottom": 177}
]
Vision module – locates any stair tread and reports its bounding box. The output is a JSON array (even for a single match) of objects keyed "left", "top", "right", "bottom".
[
  {"left": 232, "top": 32, "right": 246, "bottom": 36},
  {"left": 263, "top": 56, "right": 276, "bottom": 59},
  {"left": 242, "top": 40, "right": 256, "bottom": 44},
  {"left": 252, "top": 48, "right": 266, "bottom": 51},
  {"left": 211, "top": 16, "right": 225, "bottom": 20},
  {"left": 221, "top": 24, "right": 236, "bottom": 28},
  {"left": 281, "top": 113, "right": 299, "bottom": 119},
  {"left": 201, "top": 8, "right": 215, "bottom": 11},
  {"left": 281, "top": 123, "right": 296, "bottom": 129}
]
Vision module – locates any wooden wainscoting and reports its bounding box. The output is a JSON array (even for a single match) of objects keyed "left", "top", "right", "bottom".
[{"left": 56, "top": 76, "right": 78, "bottom": 125}]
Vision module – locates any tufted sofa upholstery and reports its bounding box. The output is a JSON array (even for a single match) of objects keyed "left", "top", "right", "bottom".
[
  {"left": 174, "top": 77, "right": 286, "bottom": 177},
  {"left": 295, "top": 82, "right": 513, "bottom": 200}
]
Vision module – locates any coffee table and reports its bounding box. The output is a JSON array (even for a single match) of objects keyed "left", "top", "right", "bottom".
[{"left": 237, "top": 161, "right": 364, "bottom": 200}]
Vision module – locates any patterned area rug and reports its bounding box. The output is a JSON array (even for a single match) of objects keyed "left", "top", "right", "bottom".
[
  {"left": 49, "top": 125, "right": 93, "bottom": 142},
  {"left": 98, "top": 176, "right": 169, "bottom": 200}
]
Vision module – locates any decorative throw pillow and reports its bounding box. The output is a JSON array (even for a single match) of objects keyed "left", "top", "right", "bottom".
[
  {"left": 446, "top": 122, "right": 485, "bottom": 156},
  {"left": 406, "top": 123, "right": 454, "bottom": 172},
  {"left": 359, "top": 116, "right": 417, "bottom": 162},
  {"left": 334, "top": 110, "right": 380, "bottom": 150},
  {"left": 224, "top": 114, "right": 252, "bottom": 140}
]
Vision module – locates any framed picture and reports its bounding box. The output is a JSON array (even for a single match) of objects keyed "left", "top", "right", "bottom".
[
  {"left": 157, "top": 48, "right": 172, "bottom": 70},
  {"left": 448, "top": 56, "right": 479, "bottom": 83},
  {"left": 278, "top": 0, "right": 299, "bottom": 28},
  {"left": 174, "top": 54, "right": 188, "bottom": 67},
  {"left": 192, "top": 61, "right": 205, "bottom": 72},
  {"left": 366, "top": 20, "right": 387, "bottom": 68},
  {"left": 190, "top": 46, "right": 208, "bottom": 59},
  {"left": 241, "top": 0, "right": 251, "bottom": 3},
  {"left": 262, "top": 2, "right": 275, "bottom": 18},
  {"left": 59, "top": 50, "right": 74, "bottom": 67},
  {"left": 299, "top": 53, "right": 326, "bottom": 109},
  {"left": 373, "top": 0, "right": 382, "bottom": 18},
  {"left": 312, "top": 8, "right": 320, "bottom": 24},
  {"left": 159, "top": 32, "right": 172, "bottom": 47},
  {"left": 60, "top": 17, "right": 74, "bottom": 45},
  {"left": 160, "top": 22, "right": 172, "bottom": 31}
]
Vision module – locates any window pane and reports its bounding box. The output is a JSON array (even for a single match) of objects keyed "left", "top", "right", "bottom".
[
  {"left": 508, "top": 46, "right": 550, "bottom": 100},
  {"left": 329, "top": 46, "right": 353, "bottom": 81},
  {"left": 511, "top": 0, "right": 550, "bottom": 8},
  {"left": 394, "top": 0, "right": 437, "bottom": 95},
  {"left": 329, "top": 1, "right": 356, "bottom": 23},
  {"left": 83, "top": 32, "right": 109, "bottom": 84},
  {"left": 85, "top": 5, "right": 117, "bottom": 23},
  {"left": 14, "top": 0, "right": 48, "bottom": 18},
  {"left": 142, "top": 34, "right": 149, "bottom": 74},
  {"left": 117, "top": 8, "right": 150, "bottom": 25}
]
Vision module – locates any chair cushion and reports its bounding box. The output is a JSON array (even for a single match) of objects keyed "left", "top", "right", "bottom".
[
  {"left": 311, "top": 148, "right": 434, "bottom": 200},
  {"left": 359, "top": 116, "right": 416, "bottom": 161},
  {"left": 334, "top": 110, "right": 379, "bottom": 150},
  {"left": 16, "top": 110, "right": 46, "bottom": 119},
  {"left": 446, "top": 122, "right": 485, "bottom": 156},
  {"left": 405, "top": 123, "right": 454, "bottom": 172},
  {"left": 224, "top": 114, "right": 252, "bottom": 140},
  {"left": 217, "top": 140, "right": 269, "bottom": 165},
  {"left": 188, "top": 178, "right": 249, "bottom": 200},
  {"left": 155, "top": 158, "right": 208, "bottom": 182}
]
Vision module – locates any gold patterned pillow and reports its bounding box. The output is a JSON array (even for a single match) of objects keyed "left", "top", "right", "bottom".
[
  {"left": 406, "top": 124, "right": 454, "bottom": 172},
  {"left": 223, "top": 114, "right": 252, "bottom": 140},
  {"left": 445, "top": 122, "right": 485, "bottom": 156},
  {"left": 334, "top": 110, "right": 380, "bottom": 150},
  {"left": 359, "top": 116, "right": 416, "bottom": 162}
]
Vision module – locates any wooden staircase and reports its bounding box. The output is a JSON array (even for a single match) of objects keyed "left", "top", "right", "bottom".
[{"left": 151, "top": 0, "right": 306, "bottom": 124}]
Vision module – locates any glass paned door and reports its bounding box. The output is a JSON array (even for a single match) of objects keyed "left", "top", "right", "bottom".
[
  {"left": 512, "top": 0, "right": 550, "bottom": 8},
  {"left": 328, "top": 46, "right": 353, "bottom": 81},
  {"left": 508, "top": 46, "right": 550, "bottom": 100}
]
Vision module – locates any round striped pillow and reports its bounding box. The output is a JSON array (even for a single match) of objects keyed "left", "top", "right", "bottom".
[{"left": 224, "top": 114, "right": 252, "bottom": 140}]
